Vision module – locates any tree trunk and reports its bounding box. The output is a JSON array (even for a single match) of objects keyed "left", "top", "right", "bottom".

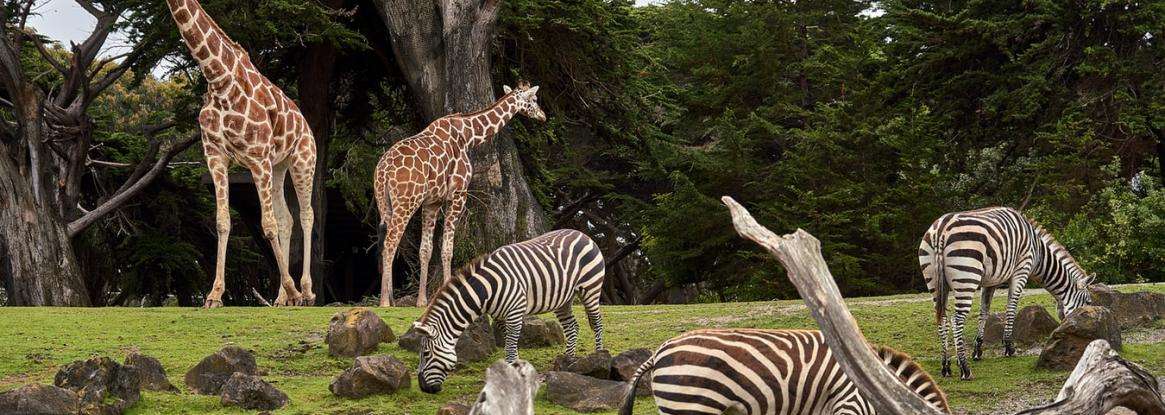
[
  {"left": 374, "top": 0, "right": 547, "bottom": 278},
  {"left": 0, "top": 144, "right": 89, "bottom": 306}
]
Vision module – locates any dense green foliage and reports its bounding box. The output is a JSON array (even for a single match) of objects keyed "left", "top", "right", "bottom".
[{"left": 18, "top": 0, "right": 1163, "bottom": 304}]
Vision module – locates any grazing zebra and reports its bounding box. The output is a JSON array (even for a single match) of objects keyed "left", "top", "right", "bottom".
[
  {"left": 919, "top": 206, "right": 1094, "bottom": 380},
  {"left": 412, "top": 229, "right": 606, "bottom": 394},
  {"left": 619, "top": 329, "right": 951, "bottom": 415}
]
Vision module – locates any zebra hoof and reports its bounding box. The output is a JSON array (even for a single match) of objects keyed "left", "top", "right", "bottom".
[
  {"left": 940, "top": 364, "right": 952, "bottom": 378},
  {"left": 960, "top": 371, "right": 973, "bottom": 381},
  {"left": 972, "top": 349, "right": 982, "bottom": 361}
]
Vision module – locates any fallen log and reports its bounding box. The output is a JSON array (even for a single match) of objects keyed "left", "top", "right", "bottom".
[
  {"left": 468, "top": 360, "right": 539, "bottom": 415},
  {"left": 720, "top": 196, "right": 1165, "bottom": 415}
]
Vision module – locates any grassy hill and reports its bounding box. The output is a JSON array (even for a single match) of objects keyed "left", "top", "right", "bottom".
[{"left": 1, "top": 284, "right": 1163, "bottom": 415}]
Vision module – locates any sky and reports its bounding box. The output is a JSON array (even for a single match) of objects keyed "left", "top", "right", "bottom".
[{"left": 28, "top": 0, "right": 130, "bottom": 56}]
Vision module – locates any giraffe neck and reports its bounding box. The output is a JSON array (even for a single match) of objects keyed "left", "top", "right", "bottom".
[
  {"left": 165, "top": 0, "right": 246, "bottom": 92},
  {"left": 455, "top": 93, "right": 521, "bottom": 149}
]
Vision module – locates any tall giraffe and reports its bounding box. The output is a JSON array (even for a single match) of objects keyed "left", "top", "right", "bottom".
[
  {"left": 166, "top": 0, "right": 317, "bottom": 307},
  {"left": 374, "top": 81, "right": 546, "bottom": 307}
]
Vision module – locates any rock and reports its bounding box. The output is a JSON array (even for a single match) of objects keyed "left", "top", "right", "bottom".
[
  {"left": 437, "top": 403, "right": 470, "bottom": 415},
  {"left": 393, "top": 294, "right": 418, "bottom": 307},
  {"left": 400, "top": 317, "right": 496, "bottom": 364},
  {"left": 184, "top": 345, "right": 260, "bottom": 395},
  {"left": 610, "top": 348, "right": 653, "bottom": 397},
  {"left": 982, "top": 305, "right": 1059, "bottom": 347},
  {"left": 0, "top": 384, "right": 80, "bottom": 415},
  {"left": 124, "top": 351, "right": 177, "bottom": 392},
  {"left": 53, "top": 356, "right": 141, "bottom": 415},
  {"left": 492, "top": 316, "right": 565, "bottom": 348},
  {"left": 551, "top": 350, "right": 612, "bottom": 379},
  {"left": 545, "top": 371, "right": 628, "bottom": 412},
  {"left": 326, "top": 307, "right": 396, "bottom": 358},
  {"left": 219, "top": 373, "right": 288, "bottom": 410},
  {"left": 1037, "top": 305, "right": 1122, "bottom": 370},
  {"left": 470, "top": 360, "right": 539, "bottom": 415},
  {"left": 1089, "top": 284, "right": 1165, "bottom": 329},
  {"left": 329, "top": 355, "right": 411, "bottom": 398}
]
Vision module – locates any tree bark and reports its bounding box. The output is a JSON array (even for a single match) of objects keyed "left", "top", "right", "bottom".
[
  {"left": 0, "top": 144, "right": 89, "bottom": 306},
  {"left": 373, "top": 0, "right": 547, "bottom": 276}
]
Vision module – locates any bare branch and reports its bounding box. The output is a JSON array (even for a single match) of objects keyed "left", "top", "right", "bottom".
[
  {"left": 29, "top": 34, "right": 68, "bottom": 76},
  {"left": 251, "top": 287, "right": 272, "bottom": 307}
]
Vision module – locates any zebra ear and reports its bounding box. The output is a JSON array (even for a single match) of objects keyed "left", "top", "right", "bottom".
[{"left": 413, "top": 321, "right": 434, "bottom": 337}]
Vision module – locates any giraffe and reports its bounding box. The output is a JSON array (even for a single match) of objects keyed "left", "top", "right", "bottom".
[
  {"left": 165, "top": 0, "right": 317, "bottom": 307},
  {"left": 374, "top": 81, "right": 546, "bottom": 307}
]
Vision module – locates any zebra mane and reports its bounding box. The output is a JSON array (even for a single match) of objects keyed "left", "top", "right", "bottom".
[
  {"left": 1023, "top": 214, "right": 1089, "bottom": 279},
  {"left": 417, "top": 253, "right": 492, "bottom": 325},
  {"left": 874, "top": 344, "right": 952, "bottom": 414}
]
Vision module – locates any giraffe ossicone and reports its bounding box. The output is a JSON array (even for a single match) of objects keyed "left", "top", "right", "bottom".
[
  {"left": 374, "top": 82, "right": 547, "bottom": 307},
  {"left": 165, "top": 0, "right": 318, "bottom": 307}
]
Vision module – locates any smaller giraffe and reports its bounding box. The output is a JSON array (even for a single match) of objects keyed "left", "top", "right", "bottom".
[{"left": 373, "top": 81, "right": 546, "bottom": 307}]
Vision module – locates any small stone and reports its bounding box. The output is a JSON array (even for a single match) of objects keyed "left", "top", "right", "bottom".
[
  {"left": 393, "top": 294, "right": 418, "bottom": 307},
  {"left": 545, "top": 371, "right": 627, "bottom": 412},
  {"left": 184, "top": 345, "right": 260, "bottom": 395},
  {"left": 492, "top": 316, "right": 565, "bottom": 348},
  {"left": 610, "top": 348, "right": 653, "bottom": 397},
  {"left": 1037, "top": 305, "right": 1122, "bottom": 370},
  {"left": 54, "top": 356, "right": 141, "bottom": 415},
  {"left": 330, "top": 355, "right": 411, "bottom": 398},
  {"left": 326, "top": 307, "right": 396, "bottom": 358},
  {"left": 219, "top": 373, "right": 288, "bottom": 410},
  {"left": 437, "top": 402, "right": 470, "bottom": 415},
  {"left": 551, "top": 350, "right": 613, "bottom": 379},
  {"left": 0, "top": 384, "right": 80, "bottom": 415},
  {"left": 124, "top": 351, "right": 177, "bottom": 392}
]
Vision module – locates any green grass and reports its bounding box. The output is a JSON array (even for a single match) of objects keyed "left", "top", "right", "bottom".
[{"left": 1, "top": 283, "right": 1162, "bottom": 415}]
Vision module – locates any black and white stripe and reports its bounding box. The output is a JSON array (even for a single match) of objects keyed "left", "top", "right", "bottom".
[
  {"left": 919, "top": 206, "right": 1094, "bottom": 380},
  {"left": 619, "top": 329, "right": 951, "bottom": 415},
  {"left": 413, "top": 229, "right": 605, "bottom": 393}
]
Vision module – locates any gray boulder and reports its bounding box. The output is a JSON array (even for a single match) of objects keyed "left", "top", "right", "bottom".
[
  {"left": 1089, "top": 284, "right": 1165, "bottom": 329},
  {"left": 326, "top": 307, "right": 396, "bottom": 358},
  {"left": 1037, "top": 305, "right": 1122, "bottom": 370},
  {"left": 492, "top": 316, "right": 565, "bottom": 348},
  {"left": 610, "top": 348, "right": 653, "bottom": 397},
  {"left": 219, "top": 373, "right": 288, "bottom": 410},
  {"left": 124, "top": 351, "right": 177, "bottom": 392},
  {"left": 0, "top": 384, "right": 80, "bottom": 415},
  {"left": 329, "top": 355, "right": 411, "bottom": 398},
  {"left": 551, "top": 350, "right": 612, "bottom": 379},
  {"left": 982, "top": 305, "right": 1059, "bottom": 347},
  {"left": 393, "top": 294, "right": 418, "bottom": 307},
  {"left": 545, "top": 371, "right": 627, "bottom": 412},
  {"left": 184, "top": 345, "right": 260, "bottom": 395},
  {"left": 53, "top": 357, "right": 141, "bottom": 415},
  {"left": 437, "top": 403, "right": 470, "bottom": 415},
  {"left": 401, "top": 317, "right": 497, "bottom": 364}
]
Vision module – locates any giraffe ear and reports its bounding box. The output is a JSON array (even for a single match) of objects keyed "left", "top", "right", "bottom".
[
  {"left": 528, "top": 85, "right": 539, "bottom": 95},
  {"left": 503, "top": 85, "right": 513, "bottom": 94}
]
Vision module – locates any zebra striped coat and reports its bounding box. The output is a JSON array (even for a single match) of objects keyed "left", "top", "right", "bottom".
[
  {"left": 620, "top": 329, "right": 950, "bottom": 415},
  {"left": 413, "top": 229, "right": 606, "bottom": 393},
  {"left": 918, "top": 207, "right": 1093, "bottom": 380}
]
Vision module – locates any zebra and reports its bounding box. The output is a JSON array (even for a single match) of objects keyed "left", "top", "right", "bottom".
[
  {"left": 412, "top": 229, "right": 606, "bottom": 394},
  {"left": 919, "top": 206, "right": 1094, "bottom": 380},
  {"left": 619, "top": 329, "right": 951, "bottom": 415}
]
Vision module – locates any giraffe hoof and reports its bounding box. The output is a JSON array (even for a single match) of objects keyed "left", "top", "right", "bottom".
[
  {"left": 300, "top": 294, "right": 316, "bottom": 306},
  {"left": 203, "top": 299, "right": 223, "bottom": 309}
]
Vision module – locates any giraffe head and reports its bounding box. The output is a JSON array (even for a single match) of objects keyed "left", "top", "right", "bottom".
[{"left": 503, "top": 81, "right": 546, "bottom": 122}]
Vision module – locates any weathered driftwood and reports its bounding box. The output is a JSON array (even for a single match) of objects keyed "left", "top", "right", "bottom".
[
  {"left": 1017, "top": 339, "right": 1165, "bottom": 415},
  {"left": 468, "top": 360, "right": 539, "bottom": 415},
  {"left": 721, "top": 196, "right": 1165, "bottom": 415}
]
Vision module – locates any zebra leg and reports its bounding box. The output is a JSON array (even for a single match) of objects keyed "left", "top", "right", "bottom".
[
  {"left": 581, "top": 290, "right": 605, "bottom": 352},
  {"left": 555, "top": 305, "right": 580, "bottom": 359},
  {"left": 952, "top": 289, "right": 975, "bottom": 380},
  {"left": 973, "top": 286, "right": 995, "bottom": 361},
  {"left": 938, "top": 315, "right": 951, "bottom": 377},
  {"left": 503, "top": 312, "right": 524, "bottom": 363},
  {"left": 1003, "top": 268, "right": 1031, "bottom": 357}
]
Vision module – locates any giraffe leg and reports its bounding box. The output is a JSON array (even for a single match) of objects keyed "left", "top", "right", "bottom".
[
  {"left": 438, "top": 194, "right": 467, "bottom": 286},
  {"left": 379, "top": 202, "right": 417, "bottom": 307},
  {"left": 270, "top": 163, "right": 294, "bottom": 305},
  {"left": 973, "top": 286, "right": 995, "bottom": 361},
  {"left": 204, "top": 148, "right": 230, "bottom": 308},
  {"left": 415, "top": 204, "right": 440, "bottom": 307},
  {"left": 290, "top": 158, "right": 316, "bottom": 306},
  {"left": 251, "top": 162, "right": 302, "bottom": 306}
]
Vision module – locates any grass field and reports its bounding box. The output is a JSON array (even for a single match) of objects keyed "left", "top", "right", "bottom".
[{"left": 1, "top": 283, "right": 1163, "bottom": 415}]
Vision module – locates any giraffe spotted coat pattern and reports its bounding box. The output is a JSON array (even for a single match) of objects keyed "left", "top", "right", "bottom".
[
  {"left": 166, "top": 0, "right": 317, "bottom": 307},
  {"left": 374, "top": 82, "right": 546, "bottom": 307}
]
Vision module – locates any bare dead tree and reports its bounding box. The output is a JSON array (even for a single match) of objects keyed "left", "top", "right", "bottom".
[{"left": 721, "top": 195, "right": 1165, "bottom": 415}]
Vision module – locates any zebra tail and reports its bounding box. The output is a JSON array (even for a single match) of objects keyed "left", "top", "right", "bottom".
[
  {"left": 934, "top": 238, "right": 948, "bottom": 326},
  {"left": 619, "top": 357, "right": 655, "bottom": 415}
]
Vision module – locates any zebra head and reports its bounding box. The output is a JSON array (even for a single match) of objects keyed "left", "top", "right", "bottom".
[
  {"left": 1059, "top": 272, "right": 1096, "bottom": 320},
  {"left": 415, "top": 321, "right": 456, "bottom": 394}
]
